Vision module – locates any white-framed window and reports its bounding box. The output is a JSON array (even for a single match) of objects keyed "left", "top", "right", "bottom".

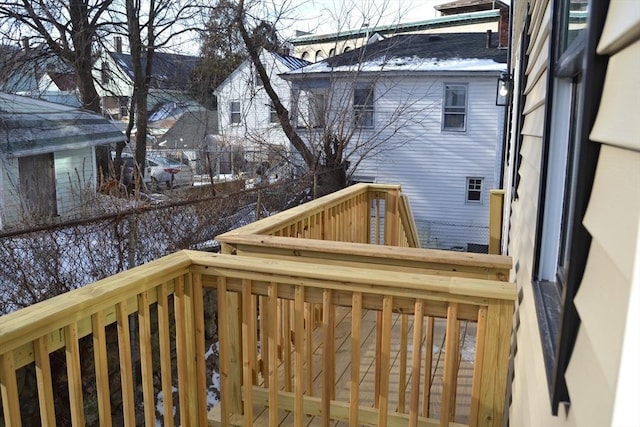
[
  {"left": 254, "top": 70, "right": 263, "bottom": 87},
  {"left": 101, "top": 61, "right": 110, "bottom": 85},
  {"left": 466, "top": 177, "right": 483, "bottom": 203},
  {"left": 310, "top": 93, "right": 326, "bottom": 128},
  {"left": 443, "top": 84, "right": 468, "bottom": 131},
  {"left": 269, "top": 101, "right": 278, "bottom": 123},
  {"left": 230, "top": 101, "right": 241, "bottom": 124},
  {"left": 354, "top": 85, "right": 374, "bottom": 128}
]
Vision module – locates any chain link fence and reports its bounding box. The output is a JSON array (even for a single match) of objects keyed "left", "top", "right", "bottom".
[{"left": 0, "top": 175, "right": 313, "bottom": 315}]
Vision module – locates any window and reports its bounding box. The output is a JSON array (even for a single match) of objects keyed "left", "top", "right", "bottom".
[
  {"left": 466, "top": 177, "right": 483, "bottom": 203},
  {"left": 254, "top": 70, "right": 263, "bottom": 87},
  {"left": 269, "top": 102, "right": 278, "bottom": 123},
  {"left": 531, "top": 0, "right": 606, "bottom": 414},
  {"left": 101, "top": 61, "right": 110, "bottom": 85},
  {"left": 443, "top": 84, "right": 467, "bottom": 131},
  {"left": 119, "top": 97, "right": 129, "bottom": 118},
  {"left": 310, "top": 93, "right": 326, "bottom": 128},
  {"left": 354, "top": 85, "right": 374, "bottom": 128},
  {"left": 230, "top": 101, "right": 241, "bottom": 124}
]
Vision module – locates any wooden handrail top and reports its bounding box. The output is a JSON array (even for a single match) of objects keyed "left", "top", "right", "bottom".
[
  {"left": 217, "top": 234, "right": 513, "bottom": 271},
  {"left": 0, "top": 251, "right": 193, "bottom": 355},
  {"left": 217, "top": 183, "right": 401, "bottom": 237},
  {"left": 185, "top": 251, "right": 516, "bottom": 301}
]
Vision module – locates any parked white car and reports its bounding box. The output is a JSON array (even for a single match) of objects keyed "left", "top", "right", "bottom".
[
  {"left": 120, "top": 154, "right": 193, "bottom": 189},
  {"left": 146, "top": 155, "right": 193, "bottom": 189}
]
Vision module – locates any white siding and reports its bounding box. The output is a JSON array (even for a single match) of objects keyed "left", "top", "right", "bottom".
[
  {"left": 215, "top": 51, "right": 295, "bottom": 155},
  {"left": 1, "top": 147, "right": 98, "bottom": 228},
  {"left": 54, "top": 147, "right": 97, "bottom": 217},
  {"left": 351, "top": 75, "right": 504, "bottom": 250}
]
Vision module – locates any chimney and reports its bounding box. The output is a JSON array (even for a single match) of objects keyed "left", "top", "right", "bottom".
[
  {"left": 486, "top": 29, "right": 493, "bottom": 48},
  {"left": 499, "top": 8, "right": 510, "bottom": 48},
  {"left": 114, "top": 36, "right": 122, "bottom": 53},
  {"left": 21, "top": 37, "right": 30, "bottom": 51}
]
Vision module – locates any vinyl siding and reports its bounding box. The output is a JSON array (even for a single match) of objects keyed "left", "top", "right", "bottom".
[
  {"left": 1, "top": 147, "right": 97, "bottom": 228},
  {"left": 507, "top": 0, "right": 554, "bottom": 422},
  {"left": 215, "top": 51, "right": 295, "bottom": 153},
  {"left": 352, "top": 75, "right": 504, "bottom": 250},
  {"left": 54, "top": 147, "right": 97, "bottom": 217},
  {"left": 507, "top": 0, "right": 640, "bottom": 425}
]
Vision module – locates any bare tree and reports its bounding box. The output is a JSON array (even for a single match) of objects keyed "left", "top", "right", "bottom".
[
  {"left": 105, "top": 0, "right": 206, "bottom": 189},
  {"left": 0, "top": 0, "right": 115, "bottom": 179},
  {"left": 230, "top": 0, "right": 432, "bottom": 196}
]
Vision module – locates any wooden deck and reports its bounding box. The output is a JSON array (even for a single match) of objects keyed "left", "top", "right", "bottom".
[{"left": 209, "top": 307, "right": 476, "bottom": 426}]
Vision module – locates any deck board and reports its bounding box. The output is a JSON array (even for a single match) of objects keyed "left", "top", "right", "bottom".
[{"left": 208, "top": 308, "right": 476, "bottom": 426}]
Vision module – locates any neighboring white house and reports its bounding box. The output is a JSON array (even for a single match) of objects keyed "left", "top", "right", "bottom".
[
  {"left": 213, "top": 49, "right": 309, "bottom": 175},
  {"left": 502, "top": 0, "right": 639, "bottom": 425},
  {"left": 282, "top": 32, "right": 507, "bottom": 251},
  {"left": 0, "top": 93, "right": 125, "bottom": 229},
  {"left": 93, "top": 41, "right": 200, "bottom": 120}
]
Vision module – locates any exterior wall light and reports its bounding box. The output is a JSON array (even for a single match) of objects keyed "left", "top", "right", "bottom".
[{"left": 496, "top": 73, "right": 512, "bottom": 106}]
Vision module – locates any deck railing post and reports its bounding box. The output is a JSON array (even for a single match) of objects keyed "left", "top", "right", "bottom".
[
  {"left": 489, "top": 190, "right": 505, "bottom": 255},
  {"left": 473, "top": 299, "right": 514, "bottom": 427}
]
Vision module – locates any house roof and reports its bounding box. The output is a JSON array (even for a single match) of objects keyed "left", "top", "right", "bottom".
[
  {"left": 274, "top": 53, "right": 311, "bottom": 70},
  {"left": 285, "top": 32, "right": 507, "bottom": 76},
  {"left": 0, "top": 92, "right": 125, "bottom": 158},
  {"left": 213, "top": 50, "right": 310, "bottom": 95},
  {"left": 108, "top": 51, "right": 200, "bottom": 91},
  {"left": 0, "top": 47, "right": 78, "bottom": 99}
]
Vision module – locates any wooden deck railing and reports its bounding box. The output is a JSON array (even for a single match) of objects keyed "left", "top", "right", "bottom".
[
  {"left": 219, "top": 183, "right": 420, "bottom": 248},
  {"left": 0, "top": 183, "right": 514, "bottom": 427}
]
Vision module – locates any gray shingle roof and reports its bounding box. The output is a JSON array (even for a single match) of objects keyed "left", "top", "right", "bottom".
[
  {"left": 0, "top": 92, "right": 124, "bottom": 157},
  {"left": 325, "top": 32, "right": 507, "bottom": 68}
]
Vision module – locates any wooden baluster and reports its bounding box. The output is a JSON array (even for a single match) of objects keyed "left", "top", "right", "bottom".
[
  {"left": 216, "top": 278, "right": 231, "bottom": 427},
  {"left": 305, "top": 302, "right": 314, "bottom": 396},
  {"left": 34, "top": 335, "right": 56, "bottom": 426},
  {"left": 441, "top": 303, "right": 460, "bottom": 427},
  {"left": 377, "top": 295, "right": 393, "bottom": 427},
  {"left": 469, "top": 306, "right": 488, "bottom": 426},
  {"left": 321, "top": 288, "right": 335, "bottom": 427},
  {"left": 138, "top": 291, "right": 156, "bottom": 426},
  {"left": 192, "top": 273, "right": 208, "bottom": 427},
  {"left": 65, "top": 322, "right": 85, "bottom": 426},
  {"left": 294, "top": 286, "right": 306, "bottom": 427},
  {"left": 175, "top": 276, "right": 191, "bottom": 426},
  {"left": 374, "top": 311, "right": 382, "bottom": 407},
  {"left": 116, "top": 301, "right": 136, "bottom": 425},
  {"left": 267, "top": 282, "right": 279, "bottom": 427},
  {"left": 409, "top": 301, "right": 424, "bottom": 427},
  {"left": 349, "top": 292, "right": 363, "bottom": 427},
  {"left": 0, "top": 351, "right": 22, "bottom": 427},
  {"left": 158, "top": 283, "right": 175, "bottom": 427},
  {"left": 242, "top": 279, "right": 255, "bottom": 425}
]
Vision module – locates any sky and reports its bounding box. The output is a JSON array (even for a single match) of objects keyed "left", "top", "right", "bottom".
[{"left": 265, "top": 0, "right": 448, "bottom": 39}]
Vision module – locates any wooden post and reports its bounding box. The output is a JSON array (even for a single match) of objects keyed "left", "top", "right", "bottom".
[
  {"left": 474, "top": 300, "right": 514, "bottom": 427},
  {"left": 489, "top": 190, "right": 505, "bottom": 255}
]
